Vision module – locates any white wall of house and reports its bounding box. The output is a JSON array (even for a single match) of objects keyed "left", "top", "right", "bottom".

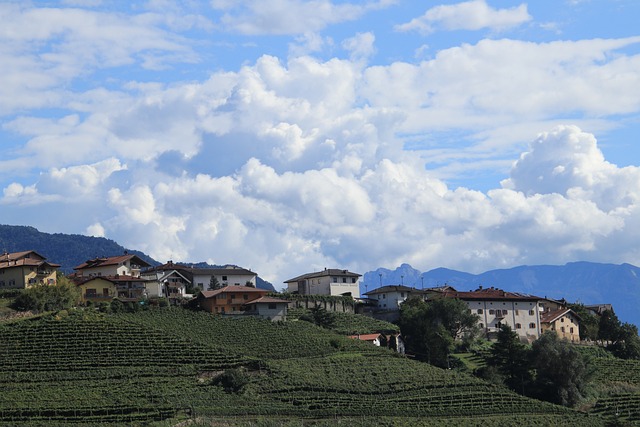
[
  {"left": 464, "top": 300, "right": 542, "bottom": 341},
  {"left": 373, "top": 290, "right": 410, "bottom": 310},
  {"left": 288, "top": 275, "right": 360, "bottom": 298},
  {"left": 144, "top": 280, "right": 164, "bottom": 298},
  {"left": 253, "top": 302, "right": 288, "bottom": 321},
  {"left": 193, "top": 272, "right": 257, "bottom": 290}
]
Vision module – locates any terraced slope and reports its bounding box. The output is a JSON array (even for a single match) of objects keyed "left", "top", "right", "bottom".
[
  {"left": 0, "top": 309, "right": 603, "bottom": 426},
  {"left": 587, "top": 356, "right": 640, "bottom": 425}
]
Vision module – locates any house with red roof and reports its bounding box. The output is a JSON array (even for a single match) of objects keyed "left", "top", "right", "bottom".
[
  {"left": 196, "top": 285, "right": 269, "bottom": 314},
  {"left": 0, "top": 250, "right": 60, "bottom": 289},
  {"left": 541, "top": 308, "right": 581, "bottom": 342},
  {"left": 73, "top": 253, "right": 151, "bottom": 278}
]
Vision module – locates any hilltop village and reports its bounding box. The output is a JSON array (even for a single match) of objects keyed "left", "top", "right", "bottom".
[{"left": 0, "top": 249, "right": 613, "bottom": 346}]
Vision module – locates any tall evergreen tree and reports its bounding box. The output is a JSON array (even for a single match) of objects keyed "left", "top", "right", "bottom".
[
  {"left": 398, "top": 296, "right": 479, "bottom": 368},
  {"left": 489, "top": 325, "right": 532, "bottom": 393}
]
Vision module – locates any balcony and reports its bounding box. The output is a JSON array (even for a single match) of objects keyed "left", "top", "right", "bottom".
[{"left": 84, "top": 293, "right": 113, "bottom": 300}]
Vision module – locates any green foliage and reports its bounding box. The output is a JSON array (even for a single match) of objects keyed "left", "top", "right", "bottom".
[
  {"left": 608, "top": 323, "right": 640, "bottom": 360},
  {"left": 208, "top": 276, "right": 221, "bottom": 290},
  {"left": 529, "top": 332, "right": 589, "bottom": 407},
  {"left": 488, "top": 325, "right": 532, "bottom": 393},
  {"left": 595, "top": 309, "right": 640, "bottom": 360},
  {"left": 598, "top": 309, "right": 621, "bottom": 342},
  {"left": 213, "top": 368, "right": 250, "bottom": 393},
  {"left": 398, "top": 296, "right": 479, "bottom": 368},
  {"left": 11, "top": 274, "right": 79, "bottom": 312}
]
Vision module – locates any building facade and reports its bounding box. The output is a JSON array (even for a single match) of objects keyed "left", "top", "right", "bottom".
[
  {"left": 0, "top": 250, "right": 59, "bottom": 289},
  {"left": 363, "top": 285, "right": 426, "bottom": 310},
  {"left": 73, "top": 254, "right": 151, "bottom": 278},
  {"left": 441, "top": 287, "right": 544, "bottom": 342},
  {"left": 284, "top": 268, "right": 361, "bottom": 298}
]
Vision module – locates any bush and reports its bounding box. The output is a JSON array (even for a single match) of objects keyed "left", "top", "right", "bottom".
[
  {"left": 11, "top": 275, "right": 79, "bottom": 312},
  {"left": 213, "top": 368, "right": 249, "bottom": 393}
]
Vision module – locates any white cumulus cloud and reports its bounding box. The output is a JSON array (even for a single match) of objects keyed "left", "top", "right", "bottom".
[{"left": 396, "top": 0, "right": 531, "bottom": 35}]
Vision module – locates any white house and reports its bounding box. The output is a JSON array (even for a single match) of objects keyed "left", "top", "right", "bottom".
[
  {"left": 140, "top": 268, "right": 191, "bottom": 299},
  {"left": 363, "top": 285, "right": 426, "bottom": 310},
  {"left": 440, "top": 287, "right": 544, "bottom": 342},
  {"left": 284, "top": 268, "right": 361, "bottom": 298}
]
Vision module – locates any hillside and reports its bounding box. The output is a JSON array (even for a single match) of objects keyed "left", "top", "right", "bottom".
[
  {"left": 0, "top": 224, "right": 275, "bottom": 291},
  {"left": 363, "top": 262, "right": 640, "bottom": 326},
  {"left": 0, "top": 308, "right": 602, "bottom": 426},
  {"left": 0, "top": 224, "right": 157, "bottom": 273}
]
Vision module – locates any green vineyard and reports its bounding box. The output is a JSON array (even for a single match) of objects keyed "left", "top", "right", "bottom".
[{"left": 0, "top": 308, "right": 607, "bottom": 426}]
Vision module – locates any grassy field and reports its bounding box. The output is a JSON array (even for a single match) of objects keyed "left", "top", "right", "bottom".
[{"left": 0, "top": 307, "right": 607, "bottom": 426}]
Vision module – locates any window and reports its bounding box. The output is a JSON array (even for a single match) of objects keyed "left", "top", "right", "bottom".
[
  {"left": 529, "top": 323, "right": 536, "bottom": 329},
  {"left": 479, "top": 323, "right": 484, "bottom": 328},
  {"left": 502, "top": 310, "right": 508, "bottom": 316},
  {"left": 382, "top": 294, "right": 386, "bottom": 298},
  {"left": 332, "top": 277, "right": 337, "bottom": 283},
  {"left": 477, "top": 309, "right": 483, "bottom": 314},
  {"left": 351, "top": 278, "right": 356, "bottom": 283},
  {"left": 86, "top": 289, "right": 97, "bottom": 296},
  {"left": 570, "top": 327, "right": 574, "bottom": 333},
  {"left": 342, "top": 277, "right": 347, "bottom": 283},
  {"left": 561, "top": 327, "right": 565, "bottom": 333},
  {"left": 561, "top": 318, "right": 565, "bottom": 323},
  {"left": 222, "top": 276, "right": 228, "bottom": 281},
  {"left": 243, "top": 294, "right": 249, "bottom": 300},
  {"left": 268, "top": 303, "right": 277, "bottom": 309},
  {"left": 515, "top": 323, "right": 522, "bottom": 329},
  {"left": 400, "top": 292, "right": 405, "bottom": 298},
  {"left": 230, "top": 294, "right": 236, "bottom": 300},
  {"left": 515, "top": 310, "right": 519, "bottom": 315},
  {"left": 9, "top": 279, "right": 15, "bottom": 286},
  {"left": 496, "top": 321, "right": 502, "bottom": 328},
  {"left": 529, "top": 310, "right": 535, "bottom": 315},
  {"left": 0, "top": 281, "right": 4, "bottom": 286},
  {"left": 103, "top": 288, "right": 109, "bottom": 296},
  {"left": 489, "top": 309, "right": 495, "bottom": 315}
]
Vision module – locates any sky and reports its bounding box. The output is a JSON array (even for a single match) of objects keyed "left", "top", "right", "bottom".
[{"left": 2, "top": 0, "right": 640, "bottom": 289}]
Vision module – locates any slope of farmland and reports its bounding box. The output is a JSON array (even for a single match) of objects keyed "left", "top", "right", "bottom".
[{"left": 0, "top": 308, "right": 604, "bottom": 426}]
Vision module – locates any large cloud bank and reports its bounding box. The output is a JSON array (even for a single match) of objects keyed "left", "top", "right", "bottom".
[{"left": 2, "top": 3, "right": 640, "bottom": 286}]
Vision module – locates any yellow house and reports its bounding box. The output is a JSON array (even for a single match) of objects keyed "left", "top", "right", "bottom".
[
  {"left": 77, "top": 277, "right": 118, "bottom": 303},
  {"left": 541, "top": 308, "right": 581, "bottom": 342},
  {"left": 0, "top": 250, "right": 59, "bottom": 289}
]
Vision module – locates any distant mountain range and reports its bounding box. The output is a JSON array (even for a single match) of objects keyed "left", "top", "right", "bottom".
[
  {"left": 0, "top": 224, "right": 275, "bottom": 291},
  {"left": 362, "top": 262, "right": 640, "bottom": 327}
]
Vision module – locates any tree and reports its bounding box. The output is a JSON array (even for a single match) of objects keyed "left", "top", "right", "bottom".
[
  {"left": 598, "top": 309, "right": 621, "bottom": 343},
  {"left": 488, "top": 325, "right": 532, "bottom": 393},
  {"left": 11, "top": 273, "right": 80, "bottom": 312},
  {"left": 529, "top": 332, "right": 589, "bottom": 407},
  {"left": 208, "top": 276, "right": 221, "bottom": 291},
  {"left": 608, "top": 322, "right": 640, "bottom": 360},
  {"left": 398, "top": 296, "right": 479, "bottom": 368}
]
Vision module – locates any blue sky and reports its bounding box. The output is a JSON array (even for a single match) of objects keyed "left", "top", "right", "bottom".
[{"left": 2, "top": 0, "right": 640, "bottom": 287}]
